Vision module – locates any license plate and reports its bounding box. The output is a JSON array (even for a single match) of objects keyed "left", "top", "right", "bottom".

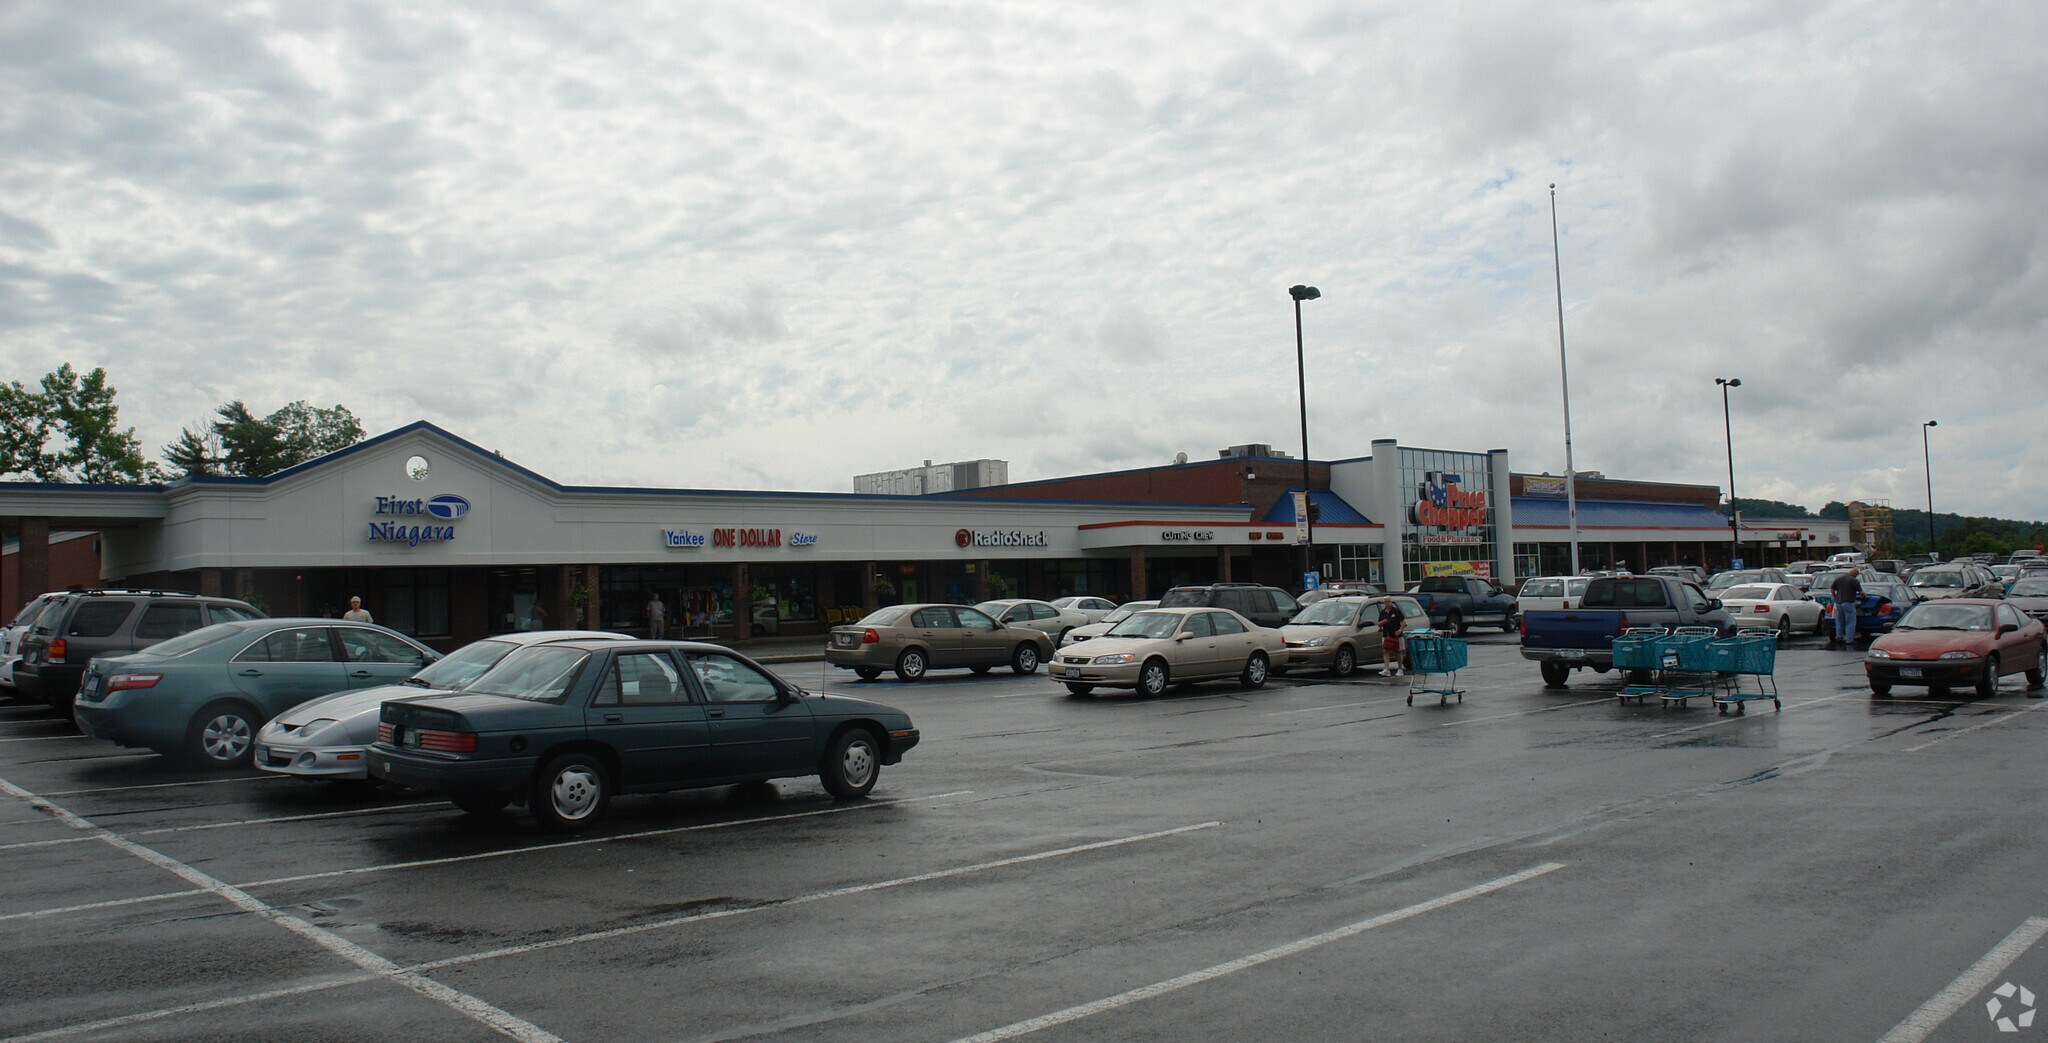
[
  {"left": 1064, "top": 667, "right": 1081, "bottom": 678},
  {"left": 1554, "top": 649, "right": 1584, "bottom": 661},
  {"left": 1900, "top": 667, "right": 1922, "bottom": 678},
  {"left": 80, "top": 675, "right": 99, "bottom": 697},
  {"left": 835, "top": 634, "right": 856, "bottom": 646}
]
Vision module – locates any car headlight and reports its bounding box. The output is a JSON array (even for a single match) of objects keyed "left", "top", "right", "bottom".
[
  {"left": 1290, "top": 637, "right": 1329, "bottom": 648},
  {"left": 1092, "top": 653, "right": 1137, "bottom": 666},
  {"left": 1939, "top": 650, "right": 1975, "bottom": 660},
  {"left": 296, "top": 718, "right": 339, "bottom": 736},
  {"left": 1866, "top": 649, "right": 1890, "bottom": 659}
]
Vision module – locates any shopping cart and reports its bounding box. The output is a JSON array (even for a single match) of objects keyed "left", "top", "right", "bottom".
[
  {"left": 1406, "top": 631, "right": 1468, "bottom": 705},
  {"left": 1708, "top": 628, "right": 1782, "bottom": 715},
  {"left": 1611, "top": 627, "right": 1669, "bottom": 704},
  {"left": 1655, "top": 630, "right": 1723, "bottom": 708}
]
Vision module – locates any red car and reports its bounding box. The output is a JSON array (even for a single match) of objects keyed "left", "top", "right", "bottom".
[{"left": 1864, "top": 599, "right": 2048, "bottom": 697}]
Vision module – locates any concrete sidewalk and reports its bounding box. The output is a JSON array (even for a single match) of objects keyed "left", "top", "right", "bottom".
[{"left": 724, "top": 634, "right": 828, "bottom": 665}]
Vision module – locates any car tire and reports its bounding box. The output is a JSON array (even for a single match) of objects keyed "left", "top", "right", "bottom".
[
  {"left": 1331, "top": 645, "right": 1356, "bottom": 678},
  {"left": 971, "top": 665, "right": 992, "bottom": 675},
  {"left": 2027, "top": 644, "right": 2045, "bottom": 689},
  {"left": 820, "top": 727, "right": 880, "bottom": 800},
  {"left": 1137, "top": 659, "right": 1169, "bottom": 698},
  {"left": 853, "top": 667, "right": 881, "bottom": 681},
  {"left": 1869, "top": 681, "right": 1892, "bottom": 697},
  {"left": 1540, "top": 660, "right": 1571, "bottom": 689},
  {"left": 1239, "top": 652, "right": 1269, "bottom": 689},
  {"left": 1500, "top": 610, "right": 1518, "bottom": 633},
  {"left": 451, "top": 791, "right": 512, "bottom": 816},
  {"left": 1065, "top": 684, "right": 1095, "bottom": 697},
  {"left": 894, "top": 648, "right": 929, "bottom": 682},
  {"left": 1447, "top": 611, "right": 1466, "bottom": 636},
  {"left": 1976, "top": 655, "right": 1999, "bottom": 698},
  {"left": 530, "top": 752, "right": 610, "bottom": 831},
  {"left": 1055, "top": 628, "right": 1072, "bottom": 647},
  {"left": 1777, "top": 616, "right": 1791, "bottom": 641},
  {"left": 1813, "top": 615, "right": 1828, "bottom": 637},
  {"left": 185, "top": 701, "right": 262, "bottom": 770},
  {"left": 1011, "top": 643, "right": 1041, "bottom": 675}
]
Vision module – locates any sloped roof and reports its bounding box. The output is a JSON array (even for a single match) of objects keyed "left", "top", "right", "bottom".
[
  {"left": 1512, "top": 498, "right": 1732, "bottom": 529},
  {"left": 1258, "top": 489, "right": 1375, "bottom": 525}
]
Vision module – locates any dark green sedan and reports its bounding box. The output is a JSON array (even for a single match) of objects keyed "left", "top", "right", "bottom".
[{"left": 369, "top": 640, "right": 920, "bottom": 830}]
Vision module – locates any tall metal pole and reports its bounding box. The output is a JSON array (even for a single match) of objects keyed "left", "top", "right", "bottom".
[
  {"left": 1922, "top": 420, "right": 1938, "bottom": 558},
  {"left": 1549, "top": 185, "right": 1580, "bottom": 576},
  {"left": 1718, "top": 378, "right": 1741, "bottom": 565},
  {"left": 1293, "top": 293, "right": 1313, "bottom": 577}
]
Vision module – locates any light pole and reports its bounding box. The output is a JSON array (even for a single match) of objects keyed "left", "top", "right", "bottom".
[
  {"left": 1290, "top": 284, "right": 1320, "bottom": 582},
  {"left": 1922, "top": 420, "right": 1938, "bottom": 559},
  {"left": 1549, "top": 184, "right": 1581, "bottom": 576},
  {"left": 1716, "top": 377, "right": 1742, "bottom": 566}
]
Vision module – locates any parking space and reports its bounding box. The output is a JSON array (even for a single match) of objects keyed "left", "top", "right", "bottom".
[{"left": 4, "top": 635, "right": 2045, "bottom": 1041}]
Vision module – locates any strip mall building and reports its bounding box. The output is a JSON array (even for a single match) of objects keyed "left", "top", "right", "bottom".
[{"left": 1, "top": 423, "right": 1850, "bottom": 648}]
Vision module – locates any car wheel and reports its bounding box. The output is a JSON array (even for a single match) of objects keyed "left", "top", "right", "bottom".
[
  {"left": 1540, "top": 660, "right": 1571, "bottom": 689},
  {"left": 894, "top": 648, "right": 929, "bottom": 682},
  {"left": 1869, "top": 681, "right": 1891, "bottom": 697},
  {"left": 530, "top": 752, "right": 610, "bottom": 831},
  {"left": 1500, "top": 610, "right": 1518, "bottom": 633},
  {"left": 1331, "top": 645, "right": 1356, "bottom": 678},
  {"left": 185, "top": 701, "right": 261, "bottom": 769},
  {"left": 1056, "top": 628, "right": 1072, "bottom": 646},
  {"left": 853, "top": 667, "right": 881, "bottom": 681},
  {"left": 820, "top": 727, "right": 880, "bottom": 799},
  {"left": 971, "top": 665, "right": 992, "bottom": 675},
  {"left": 1239, "top": 652, "right": 1269, "bottom": 689},
  {"left": 1137, "top": 659, "right": 1169, "bottom": 698},
  {"left": 1777, "top": 616, "right": 1791, "bottom": 641},
  {"left": 1976, "top": 655, "right": 1999, "bottom": 698},
  {"left": 1011, "top": 643, "right": 1041, "bottom": 675},
  {"left": 1065, "top": 683, "right": 1094, "bottom": 697},
  {"left": 1446, "top": 612, "right": 1466, "bottom": 636},
  {"left": 2027, "top": 644, "right": 2045, "bottom": 689},
  {"left": 1813, "top": 615, "right": 1828, "bottom": 637},
  {"left": 450, "top": 791, "right": 511, "bottom": 816}
]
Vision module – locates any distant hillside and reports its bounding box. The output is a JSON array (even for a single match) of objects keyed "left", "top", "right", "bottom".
[{"left": 1727, "top": 498, "right": 2046, "bottom": 557}]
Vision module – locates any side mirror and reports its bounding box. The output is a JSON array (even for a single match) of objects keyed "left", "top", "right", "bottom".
[
  {"left": 1175, "top": 632, "right": 1193, "bottom": 642},
  {"left": 1998, "top": 623, "right": 2018, "bottom": 636},
  {"left": 1706, "top": 599, "right": 1723, "bottom": 612}
]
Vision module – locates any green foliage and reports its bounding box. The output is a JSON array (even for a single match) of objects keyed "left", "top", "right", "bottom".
[
  {"left": 268, "top": 401, "right": 365, "bottom": 463},
  {"left": 176, "top": 399, "right": 366, "bottom": 478},
  {"left": 0, "top": 365, "right": 155, "bottom": 483},
  {"left": 161, "top": 426, "right": 221, "bottom": 477},
  {"left": 1730, "top": 497, "right": 1812, "bottom": 519}
]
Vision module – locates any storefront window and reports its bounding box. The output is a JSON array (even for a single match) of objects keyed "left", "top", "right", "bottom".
[
  {"left": 1399, "top": 448, "right": 1498, "bottom": 585},
  {"left": 371, "top": 567, "right": 451, "bottom": 637},
  {"left": 1333, "top": 544, "right": 1384, "bottom": 585}
]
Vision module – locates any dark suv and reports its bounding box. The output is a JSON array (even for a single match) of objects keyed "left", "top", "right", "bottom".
[
  {"left": 15, "top": 590, "right": 265, "bottom": 714},
  {"left": 1155, "top": 583, "right": 1300, "bottom": 629}
]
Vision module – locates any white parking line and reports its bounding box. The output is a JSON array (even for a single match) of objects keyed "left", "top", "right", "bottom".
[
  {"left": 1433, "top": 695, "right": 1615, "bottom": 727},
  {"left": 1902, "top": 698, "right": 2048, "bottom": 753},
  {"left": 1877, "top": 916, "right": 2048, "bottom": 1043},
  {"left": 0, "top": 776, "right": 563, "bottom": 1043},
  {"left": 951, "top": 861, "right": 1567, "bottom": 1042},
  {"left": 0, "top": 734, "right": 94, "bottom": 744},
  {"left": 0, "top": 800, "right": 446, "bottom": 853},
  {"left": 0, "top": 791, "right": 974, "bottom": 923},
  {"left": 1265, "top": 695, "right": 1409, "bottom": 716},
  {"left": 1645, "top": 689, "right": 1860, "bottom": 740},
  {"left": 40, "top": 775, "right": 289, "bottom": 797},
  {"left": 9, "top": 821, "right": 1223, "bottom": 1040}
]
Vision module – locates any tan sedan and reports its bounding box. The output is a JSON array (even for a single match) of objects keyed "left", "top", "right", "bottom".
[
  {"left": 826, "top": 604, "right": 1054, "bottom": 682},
  {"left": 1277, "top": 595, "right": 1430, "bottom": 676},
  {"left": 1052, "top": 607, "right": 1287, "bottom": 698},
  {"left": 975, "top": 599, "right": 1091, "bottom": 645}
]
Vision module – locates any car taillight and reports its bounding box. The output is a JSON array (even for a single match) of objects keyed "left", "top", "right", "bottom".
[
  {"left": 416, "top": 729, "right": 478, "bottom": 753},
  {"left": 1877, "top": 599, "right": 1890, "bottom": 613},
  {"left": 1518, "top": 614, "right": 1527, "bottom": 637},
  {"left": 863, "top": 628, "right": 880, "bottom": 644},
  {"left": 48, "top": 638, "right": 67, "bottom": 664},
  {"left": 1754, "top": 605, "right": 1770, "bottom": 613},
  {"left": 375, "top": 722, "right": 395, "bottom": 744},
  {"left": 106, "top": 673, "right": 161, "bottom": 692}
]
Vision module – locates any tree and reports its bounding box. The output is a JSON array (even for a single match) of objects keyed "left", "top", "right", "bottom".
[
  {"left": 268, "top": 401, "right": 364, "bottom": 463},
  {"left": 0, "top": 365, "right": 154, "bottom": 483},
  {"left": 211, "top": 401, "right": 292, "bottom": 478},
  {"left": 161, "top": 425, "right": 222, "bottom": 478},
  {"left": 202, "top": 399, "right": 365, "bottom": 477}
]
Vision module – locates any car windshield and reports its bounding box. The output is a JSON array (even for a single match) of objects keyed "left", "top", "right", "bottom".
[
  {"left": 1897, "top": 603, "right": 1994, "bottom": 631},
  {"left": 129, "top": 622, "right": 248, "bottom": 658},
  {"left": 1721, "top": 585, "right": 1776, "bottom": 600},
  {"left": 1099, "top": 602, "right": 1154, "bottom": 624},
  {"left": 8, "top": 598, "right": 54, "bottom": 629},
  {"left": 2008, "top": 578, "right": 2048, "bottom": 596},
  {"left": 855, "top": 607, "right": 909, "bottom": 627},
  {"left": 1290, "top": 600, "right": 1364, "bottom": 626},
  {"left": 1910, "top": 571, "right": 1963, "bottom": 588},
  {"left": 408, "top": 639, "right": 517, "bottom": 689},
  {"left": 467, "top": 646, "right": 590, "bottom": 701},
  {"left": 1105, "top": 611, "right": 1185, "bottom": 639},
  {"left": 973, "top": 601, "right": 1017, "bottom": 615},
  {"left": 1706, "top": 572, "right": 1761, "bottom": 590}
]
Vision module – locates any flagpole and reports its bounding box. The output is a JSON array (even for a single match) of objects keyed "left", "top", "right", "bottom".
[{"left": 1550, "top": 184, "right": 1581, "bottom": 576}]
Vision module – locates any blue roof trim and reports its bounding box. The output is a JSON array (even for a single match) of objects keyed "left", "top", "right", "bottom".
[
  {"left": 1259, "top": 489, "right": 1373, "bottom": 525},
  {"left": 1512, "top": 498, "right": 1732, "bottom": 528}
]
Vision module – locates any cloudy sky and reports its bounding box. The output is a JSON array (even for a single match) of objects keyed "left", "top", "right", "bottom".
[{"left": 2, "top": 1, "right": 2043, "bottom": 519}]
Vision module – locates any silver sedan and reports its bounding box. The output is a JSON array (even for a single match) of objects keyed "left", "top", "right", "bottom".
[{"left": 254, "top": 630, "right": 626, "bottom": 780}]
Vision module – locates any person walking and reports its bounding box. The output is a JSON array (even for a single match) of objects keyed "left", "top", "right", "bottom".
[
  {"left": 1829, "top": 569, "right": 1863, "bottom": 646},
  {"left": 646, "top": 591, "right": 668, "bottom": 639},
  {"left": 1376, "top": 599, "right": 1407, "bottom": 676},
  {"left": 342, "top": 596, "right": 373, "bottom": 623}
]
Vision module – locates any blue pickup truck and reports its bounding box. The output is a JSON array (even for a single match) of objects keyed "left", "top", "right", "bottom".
[
  {"left": 1407, "top": 575, "right": 1518, "bottom": 635},
  {"left": 1519, "top": 575, "right": 1731, "bottom": 688}
]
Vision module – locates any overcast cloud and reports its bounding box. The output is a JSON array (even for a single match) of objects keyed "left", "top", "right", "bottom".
[{"left": 1, "top": 1, "right": 2043, "bottom": 519}]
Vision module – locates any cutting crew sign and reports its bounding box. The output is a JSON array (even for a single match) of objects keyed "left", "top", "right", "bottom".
[{"left": 1412, "top": 472, "right": 1486, "bottom": 530}]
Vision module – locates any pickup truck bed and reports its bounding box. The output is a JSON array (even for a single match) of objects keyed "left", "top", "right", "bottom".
[{"left": 1519, "top": 575, "right": 1730, "bottom": 688}]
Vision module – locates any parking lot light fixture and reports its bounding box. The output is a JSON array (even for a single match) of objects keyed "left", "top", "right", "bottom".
[
  {"left": 1716, "top": 377, "right": 1742, "bottom": 564},
  {"left": 1290, "top": 284, "right": 1321, "bottom": 578},
  {"left": 1922, "top": 420, "right": 1938, "bottom": 558}
]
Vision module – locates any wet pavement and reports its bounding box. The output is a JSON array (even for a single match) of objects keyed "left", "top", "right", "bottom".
[{"left": 2, "top": 633, "right": 2045, "bottom": 1041}]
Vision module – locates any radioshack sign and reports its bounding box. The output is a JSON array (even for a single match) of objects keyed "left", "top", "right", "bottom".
[{"left": 956, "top": 528, "right": 1048, "bottom": 549}]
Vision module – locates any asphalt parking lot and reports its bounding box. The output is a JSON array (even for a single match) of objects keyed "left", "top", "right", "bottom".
[{"left": 4, "top": 634, "right": 2046, "bottom": 1042}]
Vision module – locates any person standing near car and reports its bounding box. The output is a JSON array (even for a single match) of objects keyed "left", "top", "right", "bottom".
[
  {"left": 646, "top": 591, "right": 668, "bottom": 639},
  {"left": 1829, "top": 570, "right": 1863, "bottom": 646},
  {"left": 1376, "top": 599, "right": 1406, "bottom": 676},
  {"left": 343, "top": 596, "right": 373, "bottom": 624}
]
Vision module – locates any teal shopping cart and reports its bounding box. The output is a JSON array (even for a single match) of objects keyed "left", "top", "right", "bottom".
[{"left": 1406, "top": 632, "right": 1467, "bottom": 705}]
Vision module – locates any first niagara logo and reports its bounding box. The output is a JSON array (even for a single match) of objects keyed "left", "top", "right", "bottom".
[
  {"left": 425, "top": 494, "right": 471, "bottom": 521},
  {"left": 369, "top": 493, "right": 468, "bottom": 547}
]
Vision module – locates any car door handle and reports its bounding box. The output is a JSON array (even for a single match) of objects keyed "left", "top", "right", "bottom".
[
  {"left": 705, "top": 709, "right": 726, "bottom": 719},
  {"left": 239, "top": 669, "right": 263, "bottom": 677},
  {"left": 350, "top": 670, "right": 374, "bottom": 678},
  {"left": 602, "top": 712, "right": 623, "bottom": 723}
]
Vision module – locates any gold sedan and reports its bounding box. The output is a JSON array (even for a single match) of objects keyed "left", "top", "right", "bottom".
[{"left": 1052, "top": 607, "right": 1287, "bottom": 698}]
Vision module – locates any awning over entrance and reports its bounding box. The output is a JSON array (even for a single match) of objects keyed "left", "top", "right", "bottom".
[{"left": 1259, "top": 489, "right": 1373, "bottom": 525}]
